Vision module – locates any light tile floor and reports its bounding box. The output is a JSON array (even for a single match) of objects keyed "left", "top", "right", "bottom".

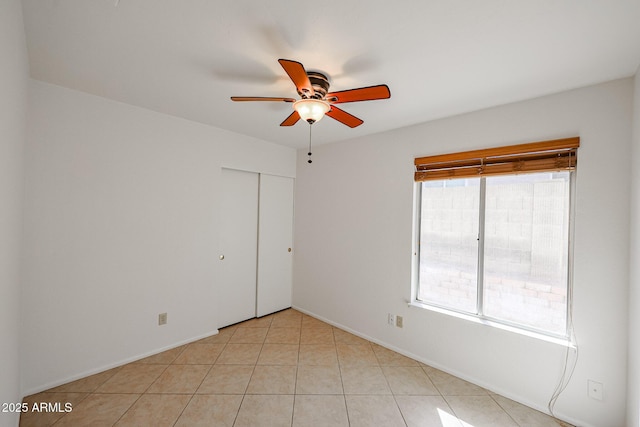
[{"left": 20, "top": 309, "right": 573, "bottom": 426}]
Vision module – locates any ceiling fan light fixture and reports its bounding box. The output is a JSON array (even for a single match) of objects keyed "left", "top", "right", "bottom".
[{"left": 293, "top": 99, "right": 330, "bottom": 124}]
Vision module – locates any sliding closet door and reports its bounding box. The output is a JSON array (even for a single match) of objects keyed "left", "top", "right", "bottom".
[
  {"left": 218, "top": 168, "right": 259, "bottom": 327},
  {"left": 257, "top": 174, "right": 294, "bottom": 317}
]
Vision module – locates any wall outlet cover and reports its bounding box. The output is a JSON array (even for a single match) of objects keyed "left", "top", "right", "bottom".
[
  {"left": 587, "top": 379, "right": 603, "bottom": 401},
  {"left": 158, "top": 312, "right": 167, "bottom": 326}
]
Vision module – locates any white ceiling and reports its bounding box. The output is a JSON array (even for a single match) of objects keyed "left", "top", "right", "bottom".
[{"left": 21, "top": 0, "right": 640, "bottom": 149}]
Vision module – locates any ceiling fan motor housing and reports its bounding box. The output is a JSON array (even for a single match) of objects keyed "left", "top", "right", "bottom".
[{"left": 303, "top": 71, "right": 330, "bottom": 99}]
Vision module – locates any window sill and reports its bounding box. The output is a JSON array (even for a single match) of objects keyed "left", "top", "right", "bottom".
[{"left": 408, "top": 300, "right": 575, "bottom": 348}]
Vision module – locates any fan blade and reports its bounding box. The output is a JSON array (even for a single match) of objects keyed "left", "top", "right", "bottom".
[
  {"left": 278, "top": 59, "right": 314, "bottom": 97},
  {"left": 326, "top": 106, "right": 363, "bottom": 128},
  {"left": 231, "top": 96, "right": 296, "bottom": 102},
  {"left": 326, "top": 84, "right": 390, "bottom": 104},
  {"left": 280, "top": 110, "right": 300, "bottom": 126}
]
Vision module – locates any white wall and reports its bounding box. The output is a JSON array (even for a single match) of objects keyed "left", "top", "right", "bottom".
[
  {"left": 293, "top": 78, "right": 632, "bottom": 427},
  {"left": 628, "top": 71, "right": 640, "bottom": 427},
  {"left": 0, "top": 1, "right": 28, "bottom": 426},
  {"left": 21, "top": 80, "right": 296, "bottom": 394}
]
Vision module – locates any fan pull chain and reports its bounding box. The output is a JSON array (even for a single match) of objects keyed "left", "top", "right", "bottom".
[{"left": 307, "top": 124, "right": 313, "bottom": 164}]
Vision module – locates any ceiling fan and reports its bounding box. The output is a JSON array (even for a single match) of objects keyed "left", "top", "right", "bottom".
[{"left": 231, "top": 59, "right": 391, "bottom": 128}]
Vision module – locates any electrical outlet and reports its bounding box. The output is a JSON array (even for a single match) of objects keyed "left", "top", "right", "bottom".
[
  {"left": 388, "top": 313, "right": 395, "bottom": 325},
  {"left": 396, "top": 315, "right": 404, "bottom": 328},
  {"left": 588, "top": 380, "right": 603, "bottom": 401},
  {"left": 158, "top": 312, "right": 167, "bottom": 326}
]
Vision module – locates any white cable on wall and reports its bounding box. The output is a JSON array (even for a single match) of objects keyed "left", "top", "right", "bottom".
[{"left": 548, "top": 167, "right": 579, "bottom": 420}]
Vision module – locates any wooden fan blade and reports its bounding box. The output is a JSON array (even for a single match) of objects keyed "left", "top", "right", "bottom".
[
  {"left": 280, "top": 110, "right": 300, "bottom": 126},
  {"left": 231, "top": 96, "right": 296, "bottom": 102},
  {"left": 326, "top": 106, "right": 363, "bottom": 128},
  {"left": 278, "top": 59, "right": 314, "bottom": 97},
  {"left": 326, "top": 84, "right": 390, "bottom": 104}
]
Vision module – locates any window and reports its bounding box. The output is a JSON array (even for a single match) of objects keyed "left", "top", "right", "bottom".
[{"left": 413, "top": 138, "right": 578, "bottom": 337}]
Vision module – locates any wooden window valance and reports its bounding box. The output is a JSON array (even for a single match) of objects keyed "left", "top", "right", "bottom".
[{"left": 414, "top": 137, "right": 580, "bottom": 182}]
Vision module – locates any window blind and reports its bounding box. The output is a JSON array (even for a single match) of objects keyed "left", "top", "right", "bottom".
[{"left": 414, "top": 137, "right": 580, "bottom": 182}]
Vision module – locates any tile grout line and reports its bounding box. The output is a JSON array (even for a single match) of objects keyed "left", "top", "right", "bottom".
[
  {"left": 289, "top": 316, "right": 300, "bottom": 426},
  {"left": 374, "top": 344, "right": 411, "bottom": 427},
  {"left": 338, "top": 328, "right": 354, "bottom": 427},
  {"left": 115, "top": 344, "right": 189, "bottom": 426},
  {"left": 291, "top": 318, "right": 303, "bottom": 424},
  {"left": 234, "top": 322, "right": 263, "bottom": 426},
  {"left": 489, "top": 393, "right": 522, "bottom": 427},
  {"left": 420, "top": 365, "right": 466, "bottom": 427},
  {"left": 170, "top": 343, "right": 221, "bottom": 427}
]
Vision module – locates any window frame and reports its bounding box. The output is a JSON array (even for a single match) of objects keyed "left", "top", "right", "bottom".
[{"left": 411, "top": 139, "right": 578, "bottom": 340}]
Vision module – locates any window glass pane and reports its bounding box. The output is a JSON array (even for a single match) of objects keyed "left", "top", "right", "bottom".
[
  {"left": 482, "top": 172, "right": 570, "bottom": 335},
  {"left": 418, "top": 178, "right": 480, "bottom": 312}
]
